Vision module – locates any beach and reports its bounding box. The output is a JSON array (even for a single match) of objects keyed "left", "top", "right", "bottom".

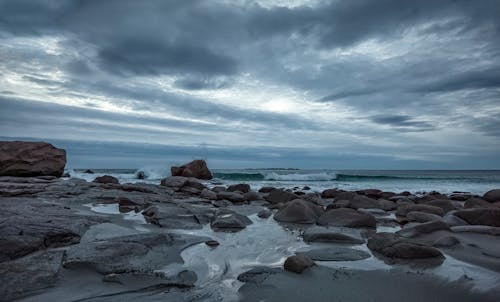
[{"left": 1, "top": 145, "right": 499, "bottom": 301}]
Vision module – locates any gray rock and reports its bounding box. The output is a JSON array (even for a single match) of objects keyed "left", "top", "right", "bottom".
[
  {"left": 244, "top": 190, "right": 262, "bottom": 201},
  {"left": 264, "top": 189, "right": 298, "bottom": 204},
  {"left": 483, "top": 189, "right": 500, "bottom": 202},
  {"left": 217, "top": 191, "right": 247, "bottom": 204},
  {"left": 0, "top": 141, "right": 66, "bottom": 177},
  {"left": 212, "top": 186, "right": 227, "bottom": 193},
  {"left": 237, "top": 267, "right": 281, "bottom": 284},
  {"left": 257, "top": 209, "right": 272, "bottom": 218},
  {"left": 406, "top": 211, "right": 442, "bottom": 223},
  {"left": 227, "top": 183, "right": 251, "bottom": 193},
  {"left": 321, "top": 188, "right": 341, "bottom": 198},
  {"left": 425, "top": 199, "right": 456, "bottom": 213},
  {"left": 464, "top": 197, "right": 495, "bottom": 209},
  {"left": 142, "top": 205, "right": 206, "bottom": 229},
  {"left": 0, "top": 250, "right": 64, "bottom": 301},
  {"left": 441, "top": 211, "right": 469, "bottom": 227},
  {"left": 274, "top": 199, "right": 324, "bottom": 224},
  {"left": 93, "top": 175, "right": 119, "bottom": 184},
  {"left": 397, "top": 204, "right": 445, "bottom": 217},
  {"left": 211, "top": 210, "right": 253, "bottom": 231},
  {"left": 317, "top": 208, "right": 376, "bottom": 228},
  {"left": 433, "top": 236, "right": 460, "bottom": 247},
  {"left": 284, "top": 253, "right": 315, "bottom": 274},
  {"left": 304, "top": 247, "right": 370, "bottom": 261},
  {"left": 63, "top": 233, "right": 179, "bottom": 274},
  {"left": 367, "top": 232, "right": 444, "bottom": 260},
  {"left": 200, "top": 188, "right": 217, "bottom": 200},
  {"left": 258, "top": 186, "right": 275, "bottom": 193},
  {"left": 160, "top": 176, "right": 190, "bottom": 188},
  {"left": 302, "top": 226, "right": 365, "bottom": 244},
  {"left": 397, "top": 221, "right": 450, "bottom": 238},
  {"left": 450, "top": 225, "right": 500, "bottom": 235},
  {"left": 454, "top": 208, "right": 500, "bottom": 226}
]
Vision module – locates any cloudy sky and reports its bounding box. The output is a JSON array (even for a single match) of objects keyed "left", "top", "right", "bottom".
[{"left": 1, "top": 0, "right": 499, "bottom": 169}]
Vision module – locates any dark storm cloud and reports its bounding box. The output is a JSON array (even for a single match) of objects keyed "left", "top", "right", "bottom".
[
  {"left": 370, "top": 115, "right": 436, "bottom": 132},
  {"left": 415, "top": 67, "right": 500, "bottom": 93}
]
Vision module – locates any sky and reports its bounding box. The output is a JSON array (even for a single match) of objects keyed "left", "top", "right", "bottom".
[{"left": 1, "top": 0, "right": 500, "bottom": 169}]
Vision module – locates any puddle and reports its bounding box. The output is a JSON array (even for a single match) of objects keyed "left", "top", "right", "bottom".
[{"left": 84, "top": 203, "right": 148, "bottom": 226}]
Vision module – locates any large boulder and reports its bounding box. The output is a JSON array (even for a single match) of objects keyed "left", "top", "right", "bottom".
[
  {"left": 210, "top": 209, "right": 252, "bottom": 232},
  {"left": 0, "top": 141, "right": 66, "bottom": 177},
  {"left": 317, "top": 208, "right": 376, "bottom": 228},
  {"left": 367, "top": 232, "right": 444, "bottom": 260},
  {"left": 93, "top": 175, "right": 119, "bottom": 184},
  {"left": 170, "top": 159, "right": 213, "bottom": 180},
  {"left": 453, "top": 208, "right": 500, "bottom": 227},
  {"left": 274, "top": 199, "right": 324, "bottom": 224},
  {"left": 227, "top": 183, "right": 251, "bottom": 193},
  {"left": 302, "top": 226, "right": 365, "bottom": 244},
  {"left": 264, "top": 189, "right": 298, "bottom": 204},
  {"left": 483, "top": 189, "right": 500, "bottom": 202}
]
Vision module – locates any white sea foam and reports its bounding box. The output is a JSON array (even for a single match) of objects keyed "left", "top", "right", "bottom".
[{"left": 264, "top": 172, "right": 336, "bottom": 181}]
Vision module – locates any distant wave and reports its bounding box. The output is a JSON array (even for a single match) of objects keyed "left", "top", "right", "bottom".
[
  {"left": 134, "top": 167, "right": 170, "bottom": 180},
  {"left": 213, "top": 172, "right": 265, "bottom": 181},
  {"left": 214, "top": 172, "right": 337, "bottom": 181}
]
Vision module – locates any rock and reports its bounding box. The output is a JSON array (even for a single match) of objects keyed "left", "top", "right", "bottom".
[
  {"left": 227, "top": 183, "right": 251, "bottom": 193},
  {"left": 483, "top": 189, "right": 500, "bottom": 202},
  {"left": 321, "top": 188, "right": 341, "bottom": 198},
  {"left": 117, "top": 197, "right": 142, "bottom": 213},
  {"left": 161, "top": 176, "right": 190, "bottom": 187},
  {"left": 397, "top": 204, "right": 445, "bottom": 217},
  {"left": 334, "top": 191, "right": 357, "bottom": 201},
  {"left": 367, "top": 232, "right": 444, "bottom": 260},
  {"left": 304, "top": 247, "right": 370, "bottom": 261},
  {"left": 464, "top": 197, "right": 495, "bottom": 209},
  {"left": 258, "top": 186, "right": 275, "bottom": 193},
  {"left": 63, "top": 233, "right": 179, "bottom": 274},
  {"left": 205, "top": 240, "right": 220, "bottom": 247},
  {"left": 142, "top": 205, "right": 205, "bottom": 229},
  {"left": 257, "top": 209, "right": 272, "bottom": 218},
  {"left": 212, "top": 200, "right": 232, "bottom": 207},
  {"left": 211, "top": 186, "right": 226, "bottom": 193},
  {"left": 0, "top": 250, "right": 65, "bottom": 301},
  {"left": 441, "top": 211, "right": 469, "bottom": 227},
  {"left": 170, "top": 159, "right": 213, "bottom": 180},
  {"left": 274, "top": 199, "right": 324, "bottom": 224},
  {"left": 425, "top": 199, "right": 455, "bottom": 213},
  {"left": 210, "top": 210, "right": 252, "bottom": 231},
  {"left": 135, "top": 170, "right": 146, "bottom": 179},
  {"left": 454, "top": 208, "right": 500, "bottom": 226},
  {"left": 237, "top": 266, "right": 281, "bottom": 284},
  {"left": 356, "top": 188, "right": 383, "bottom": 199},
  {"left": 397, "top": 221, "right": 450, "bottom": 238},
  {"left": 317, "top": 208, "right": 376, "bottom": 228},
  {"left": 244, "top": 191, "right": 262, "bottom": 201},
  {"left": 83, "top": 169, "right": 94, "bottom": 174},
  {"left": 450, "top": 225, "right": 500, "bottom": 235},
  {"left": 200, "top": 188, "right": 218, "bottom": 200},
  {"left": 303, "top": 186, "right": 311, "bottom": 190},
  {"left": 264, "top": 189, "right": 298, "bottom": 204},
  {"left": 302, "top": 226, "right": 365, "bottom": 244},
  {"left": 0, "top": 201, "right": 105, "bottom": 262},
  {"left": 217, "top": 191, "right": 247, "bottom": 204},
  {"left": 93, "top": 175, "right": 119, "bottom": 184},
  {"left": 406, "top": 211, "right": 442, "bottom": 223},
  {"left": 433, "top": 236, "right": 460, "bottom": 247},
  {"left": 180, "top": 180, "right": 207, "bottom": 194},
  {"left": 348, "top": 195, "right": 396, "bottom": 211},
  {"left": 284, "top": 254, "right": 315, "bottom": 274},
  {"left": 0, "top": 141, "right": 66, "bottom": 177}
]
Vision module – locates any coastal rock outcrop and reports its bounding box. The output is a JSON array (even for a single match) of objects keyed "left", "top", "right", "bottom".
[
  {"left": 93, "top": 175, "right": 119, "bottom": 184},
  {"left": 453, "top": 208, "right": 500, "bottom": 227},
  {"left": 171, "top": 159, "right": 213, "bottom": 180},
  {"left": 0, "top": 141, "right": 66, "bottom": 177}
]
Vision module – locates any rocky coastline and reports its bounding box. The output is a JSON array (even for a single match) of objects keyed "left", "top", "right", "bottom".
[{"left": 1, "top": 142, "right": 499, "bottom": 301}]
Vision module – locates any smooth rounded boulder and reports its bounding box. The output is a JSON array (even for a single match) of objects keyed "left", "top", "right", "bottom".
[
  {"left": 274, "top": 199, "right": 324, "bottom": 224},
  {"left": 0, "top": 141, "right": 66, "bottom": 177},
  {"left": 284, "top": 253, "right": 315, "bottom": 274},
  {"left": 367, "top": 232, "right": 444, "bottom": 260},
  {"left": 93, "top": 175, "right": 119, "bottom": 184},
  {"left": 483, "top": 189, "right": 500, "bottom": 202},
  {"left": 453, "top": 208, "right": 500, "bottom": 227},
  {"left": 170, "top": 159, "right": 213, "bottom": 180},
  {"left": 317, "top": 208, "right": 376, "bottom": 228}
]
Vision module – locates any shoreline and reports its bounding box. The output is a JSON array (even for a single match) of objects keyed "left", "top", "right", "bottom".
[{"left": 1, "top": 172, "right": 499, "bottom": 301}]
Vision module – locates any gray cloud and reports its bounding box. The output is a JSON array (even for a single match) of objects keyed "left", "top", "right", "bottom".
[{"left": 370, "top": 115, "right": 436, "bottom": 132}]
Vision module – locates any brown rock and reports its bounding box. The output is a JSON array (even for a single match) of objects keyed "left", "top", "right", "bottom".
[
  {"left": 227, "top": 183, "right": 251, "bottom": 193},
  {"left": 264, "top": 189, "right": 298, "bottom": 204},
  {"left": 284, "top": 253, "right": 315, "bottom": 274},
  {"left": 0, "top": 141, "right": 66, "bottom": 177},
  {"left": 274, "top": 199, "right": 324, "bottom": 224},
  {"left": 454, "top": 208, "right": 500, "bottom": 226},
  {"left": 317, "top": 208, "right": 376, "bottom": 228},
  {"left": 367, "top": 232, "right": 444, "bottom": 260},
  {"left": 483, "top": 189, "right": 500, "bottom": 202},
  {"left": 170, "top": 159, "right": 212, "bottom": 180},
  {"left": 93, "top": 175, "right": 119, "bottom": 184}
]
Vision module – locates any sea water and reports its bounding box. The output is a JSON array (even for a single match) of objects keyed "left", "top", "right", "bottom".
[{"left": 67, "top": 168, "right": 500, "bottom": 195}]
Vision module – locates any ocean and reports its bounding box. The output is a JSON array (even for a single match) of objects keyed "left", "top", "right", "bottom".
[{"left": 67, "top": 168, "right": 500, "bottom": 195}]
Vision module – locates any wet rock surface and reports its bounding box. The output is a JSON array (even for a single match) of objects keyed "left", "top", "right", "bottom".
[{"left": 0, "top": 175, "right": 498, "bottom": 301}]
